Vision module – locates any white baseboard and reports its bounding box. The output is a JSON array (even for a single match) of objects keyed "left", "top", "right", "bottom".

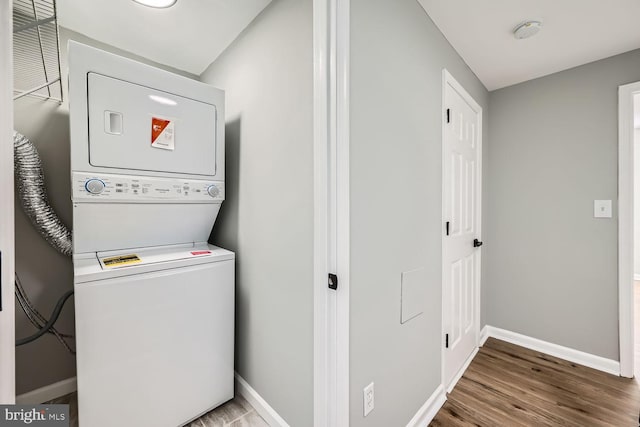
[
  {"left": 16, "top": 377, "right": 76, "bottom": 404},
  {"left": 406, "top": 384, "right": 446, "bottom": 427},
  {"left": 479, "top": 324, "right": 490, "bottom": 345},
  {"left": 235, "top": 373, "right": 290, "bottom": 427},
  {"left": 634, "top": 274, "right": 640, "bottom": 281},
  {"left": 481, "top": 326, "right": 620, "bottom": 376}
]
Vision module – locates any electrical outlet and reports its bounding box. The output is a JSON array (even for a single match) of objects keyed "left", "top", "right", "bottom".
[{"left": 363, "top": 382, "right": 374, "bottom": 416}]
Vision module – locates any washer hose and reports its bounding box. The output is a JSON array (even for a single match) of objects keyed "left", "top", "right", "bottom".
[{"left": 15, "top": 290, "right": 74, "bottom": 347}]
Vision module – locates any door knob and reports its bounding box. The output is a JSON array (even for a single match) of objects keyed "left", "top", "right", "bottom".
[{"left": 473, "top": 239, "right": 483, "bottom": 248}]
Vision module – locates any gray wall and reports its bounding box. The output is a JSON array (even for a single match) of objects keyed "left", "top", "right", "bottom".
[
  {"left": 486, "top": 48, "right": 640, "bottom": 360},
  {"left": 349, "top": 0, "right": 489, "bottom": 425},
  {"left": 13, "top": 27, "right": 196, "bottom": 395},
  {"left": 200, "top": 0, "right": 314, "bottom": 426}
]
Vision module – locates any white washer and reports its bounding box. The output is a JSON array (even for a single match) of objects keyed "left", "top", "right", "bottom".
[
  {"left": 74, "top": 244, "right": 234, "bottom": 427},
  {"left": 68, "top": 42, "right": 234, "bottom": 427}
]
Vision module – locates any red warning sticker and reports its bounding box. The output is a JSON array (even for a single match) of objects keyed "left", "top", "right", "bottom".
[
  {"left": 151, "top": 116, "right": 175, "bottom": 150},
  {"left": 191, "top": 250, "right": 212, "bottom": 256}
]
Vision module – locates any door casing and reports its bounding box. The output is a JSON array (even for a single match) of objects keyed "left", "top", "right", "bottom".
[
  {"left": 618, "top": 80, "right": 640, "bottom": 378},
  {"left": 0, "top": 0, "right": 16, "bottom": 404},
  {"left": 313, "top": 0, "right": 350, "bottom": 425}
]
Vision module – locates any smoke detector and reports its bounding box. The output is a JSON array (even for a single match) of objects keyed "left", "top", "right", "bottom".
[{"left": 513, "top": 21, "right": 542, "bottom": 39}]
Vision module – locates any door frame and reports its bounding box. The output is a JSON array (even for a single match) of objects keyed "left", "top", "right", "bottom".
[
  {"left": 313, "top": 0, "right": 350, "bottom": 425},
  {"left": 0, "top": 0, "right": 16, "bottom": 404},
  {"left": 618, "top": 80, "right": 640, "bottom": 378},
  {"left": 0, "top": 0, "right": 353, "bottom": 413},
  {"left": 441, "top": 69, "right": 482, "bottom": 391},
  {"left": 0, "top": 0, "right": 353, "bottom": 414}
]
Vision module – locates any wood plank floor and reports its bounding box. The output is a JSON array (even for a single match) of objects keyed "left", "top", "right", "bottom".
[{"left": 430, "top": 338, "right": 640, "bottom": 426}]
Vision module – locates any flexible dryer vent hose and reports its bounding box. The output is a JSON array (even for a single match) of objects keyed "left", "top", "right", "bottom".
[
  {"left": 13, "top": 131, "right": 74, "bottom": 351},
  {"left": 13, "top": 131, "right": 72, "bottom": 257}
]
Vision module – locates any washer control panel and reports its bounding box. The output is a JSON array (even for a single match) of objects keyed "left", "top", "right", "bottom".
[{"left": 73, "top": 172, "right": 224, "bottom": 202}]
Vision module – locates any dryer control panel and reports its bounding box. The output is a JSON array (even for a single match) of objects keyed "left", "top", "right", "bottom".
[{"left": 72, "top": 172, "right": 224, "bottom": 203}]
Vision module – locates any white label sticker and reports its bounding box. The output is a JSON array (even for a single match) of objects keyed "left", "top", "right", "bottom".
[{"left": 151, "top": 116, "right": 175, "bottom": 150}]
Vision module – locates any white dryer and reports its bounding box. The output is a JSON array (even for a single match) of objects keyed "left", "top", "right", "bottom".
[{"left": 68, "top": 42, "right": 234, "bottom": 427}]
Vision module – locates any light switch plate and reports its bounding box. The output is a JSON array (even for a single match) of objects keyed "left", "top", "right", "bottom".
[{"left": 594, "top": 200, "right": 612, "bottom": 218}]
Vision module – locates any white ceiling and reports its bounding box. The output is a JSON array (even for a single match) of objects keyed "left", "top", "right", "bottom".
[
  {"left": 418, "top": 0, "right": 640, "bottom": 91},
  {"left": 58, "top": 0, "right": 272, "bottom": 75}
]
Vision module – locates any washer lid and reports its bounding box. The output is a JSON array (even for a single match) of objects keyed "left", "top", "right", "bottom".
[
  {"left": 73, "top": 243, "right": 235, "bottom": 284},
  {"left": 97, "top": 243, "right": 232, "bottom": 269}
]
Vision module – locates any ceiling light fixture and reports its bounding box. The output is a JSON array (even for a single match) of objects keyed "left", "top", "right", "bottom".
[
  {"left": 513, "top": 20, "right": 542, "bottom": 40},
  {"left": 132, "top": 0, "right": 177, "bottom": 9}
]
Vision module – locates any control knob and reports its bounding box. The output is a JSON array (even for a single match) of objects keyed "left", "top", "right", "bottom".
[
  {"left": 85, "top": 179, "right": 106, "bottom": 195},
  {"left": 207, "top": 185, "right": 220, "bottom": 198}
]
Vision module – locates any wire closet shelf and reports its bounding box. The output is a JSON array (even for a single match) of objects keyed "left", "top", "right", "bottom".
[{"left": 13, "top": 0, "right": 62, "bottom": 102}]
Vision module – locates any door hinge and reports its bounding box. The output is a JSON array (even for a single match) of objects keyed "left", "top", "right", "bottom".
[
  {"left": 446, "top": 221, "right": 450, "bottom": 236},
  {"left": 446, "top": 108, "right": 450, "bottom": 123},
  {"left": 445, "top": 333, "right": 449, "bottom": 348},
  {"left": 328, "top": 273, "right": 338, "bottom": 290}
]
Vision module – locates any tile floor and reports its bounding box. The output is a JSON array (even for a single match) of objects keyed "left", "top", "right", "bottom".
[
  {"left": 48, "top": 392, "right": 269, "bottom": 426},
  {"left": 187, "top": 395, "right": 269, "bottom": 427}
]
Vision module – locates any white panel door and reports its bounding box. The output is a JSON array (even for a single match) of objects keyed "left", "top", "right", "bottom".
[{"left": 442, "top": 71, "right": 482, "bottom": 390}]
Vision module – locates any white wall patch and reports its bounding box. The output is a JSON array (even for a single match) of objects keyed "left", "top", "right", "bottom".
[{"left": 401, "top": 267, "right": 427, "bottom": 323}]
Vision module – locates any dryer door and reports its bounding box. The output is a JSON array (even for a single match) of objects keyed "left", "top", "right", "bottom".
[{"left": 87, "top": 72, "right": 217, "bottom": 177}]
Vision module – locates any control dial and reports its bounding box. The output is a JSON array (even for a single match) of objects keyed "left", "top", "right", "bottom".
[
  {"left": 207, "top": 185, "right": 220, "bottom": 198},
  {"left": 85, "top": 179, "right": 106, "bottom": 194}
]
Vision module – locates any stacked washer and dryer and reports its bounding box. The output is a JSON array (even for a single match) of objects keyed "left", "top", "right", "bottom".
[{"left": 68, "top": 42, "right": 234, "bottom": 427}]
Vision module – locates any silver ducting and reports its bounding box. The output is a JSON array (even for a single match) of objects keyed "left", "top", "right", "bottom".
[{"left": 14, "top": 131, "right": 72, "bottom": 257}]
